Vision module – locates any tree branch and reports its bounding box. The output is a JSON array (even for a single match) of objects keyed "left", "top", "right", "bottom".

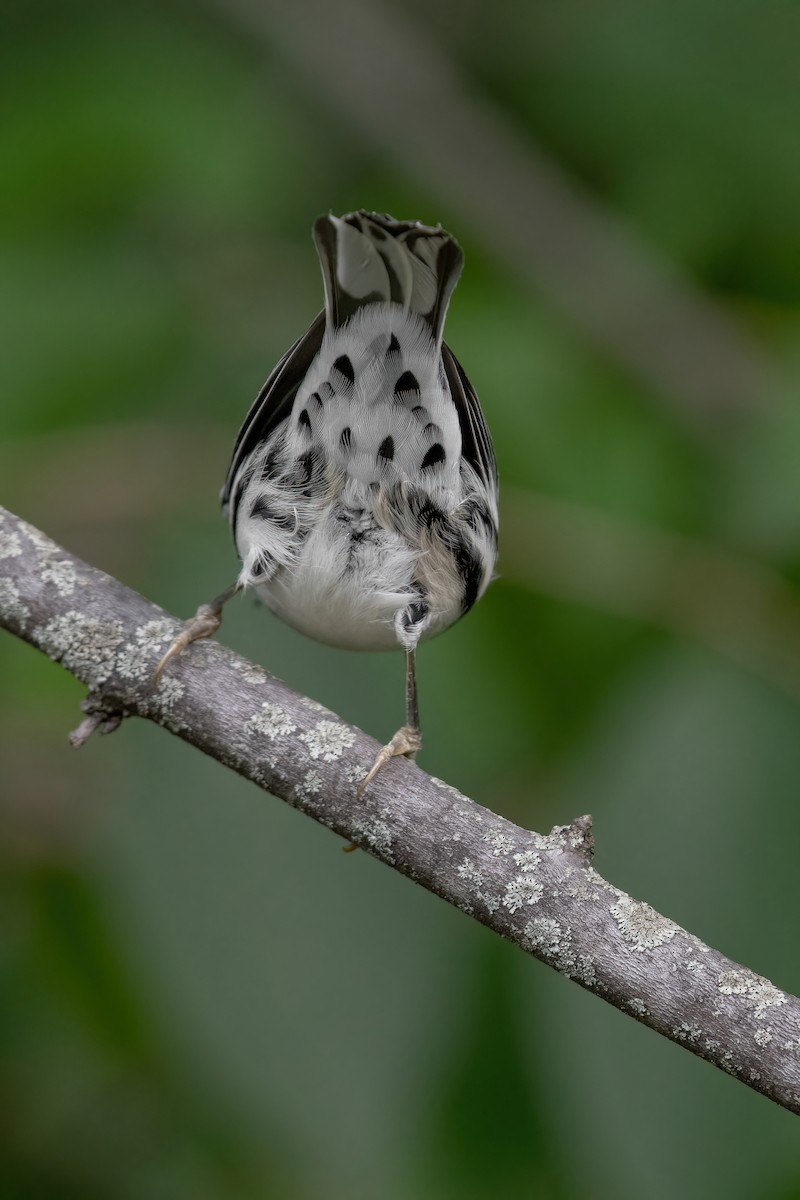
[{"left": 2, "top": 503, "right": 799, "bottom": 1116}]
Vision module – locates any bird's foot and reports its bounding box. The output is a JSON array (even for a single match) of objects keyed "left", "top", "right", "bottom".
[
  {"left": 152, "top": 602, "right": 223, "bottom": 686},
  {"left": 356, "top": 724, "right": 421, "bottom": 800}
]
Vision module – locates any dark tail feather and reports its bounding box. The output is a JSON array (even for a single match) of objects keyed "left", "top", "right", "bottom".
[{"left": 313, "top": 210, "right": 463, "bottom": 343}]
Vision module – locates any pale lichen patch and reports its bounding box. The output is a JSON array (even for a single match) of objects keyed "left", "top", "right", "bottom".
[
  {"left": 300, "top": 720, "right": 356, "bottom": 761},
  {"left": 674, "top": 1022, "right": 702, "bottom": 1044},
  {"left": 717, "top": 969, "right": 786, "bottom": 1020},
  {"left": 559, "top": 868, "right": 594, "bottom": 902},
  {"left": 117, "top": 619, "right": 177, "bottom": 681},
  {"left": 523, "top": 915, "right": 563, "bottom": 958},
  {"left": 24, "top": 524, "right": 54, "bottom": 554},
  {"left": 523, "top": 916, "right": 597, "bottom": 987},
  {"left": 611, "top": 896, "right": 678, "bottom": 952},
  {"left": 754, "top": 1028, "right": 773, "bottom": 1048},
  {"left": 628, "top": 997, "right": 649, "bottom": 1017},
  {"left": 41, "top": 558, "right": 78, "bottom": 596},
  {"left": 456, "top": 859, "right": 484, "bottom": 887},
  {"left": 531, "top": 830, "right": 567, "bottom": 852},
  {"left": 150, "top": 676, "right": 187, "bottom": 731},
  {"left": 136, "top": 619, "right": 176, "bottom": 649},
  {"left": 23, "top": 523, "right": 82, "bottom": 595},
  {"left": 181, "top": 640, "right": 227, "bottom": 670},
  {"left": 482, "top": 830, "right": 513, "bottom": 857},
  {"left": 231, "top": 658, "right": 270, "bottom": 685},
  {"left": 153, "top": 676, "right": 184, "bottom": 710},
  {"left": 116, "top": 646, "right": 147, "bottom": 681},
  {"left": 245, "top": 702, "right": 296, "bottom": 740},
  {"left": 0, "top": 530, "right": 23, "bottom": 559},
  {"left": 33, "top": 611, "right": 124, "bottom": 686},
  {"left": 350, "top": 814, "right": 394, "bottom": 862},
  {"left": 503, "top": 874, "right": 543, "bottom": 914},
  {"left": 299, "top": 696, "right": 330, "bottom": 714},
  {"left": 565, "top": 822, "right": 591, "bottom": 852},
  {"left": 458, "top": 863, "right": 501, "bottom": 912},
  {"left": 247, "top": 754, "right": 278, "bottom": 785},
  {"left": 0, "top": 579, "right": 31, "bottom": 630},
  {"left": 295, "top": 770, "right": 322, "bottom": 800},
  {"left": 513, "top": 850, "right": 540, "bottom": 872}
]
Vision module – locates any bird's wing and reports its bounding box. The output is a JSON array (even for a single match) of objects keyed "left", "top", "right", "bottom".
[
  {"left": 220, "top": 311, "right": 326, "bottom": 512},
  {"left": 441, "top": 341, "right": 497, "bottom": 496}
]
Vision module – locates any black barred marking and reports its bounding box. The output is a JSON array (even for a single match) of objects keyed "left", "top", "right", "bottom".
[
  {"left": 298, "top": 449, "right": 316, "bottom": 478},
  {"left": 309, "top": 391, "right": 323, "bottom": 408},
  {"left": 250, "top": 496, "right": 296, "bottom": 530},
  {"left": 423, "top": 422, "right": 442, "bottom": 439},
  {"left": 465, "top": 497, "right": 497, "bottom": 539},
  {"left": 231, "top": 473, "right": 250, "bottom": 521},
  {"left": 333, "top": 502, "right": 366, "bottom": 525},
  {"left": 395, "top": 370, "right": 420, "bottom": 396},
  {"left": 434, "top": 516, "right": 484, "bottom": 613},
  {"left": 409, "top": 489, "right": 485, "bottom": 611},
  {"left": 319, "top": 382, "right": 333, "bottom": 401},
  {"left": 251, "top": 554, "right": 273, "bottom": 579},
  {"left": 378, "top": 435, "right": 395, "bottom": 462},
  {"left": 456, "top": 548, "right": 483, "bottom": 612},
  {"left": 416, "top": 498, "right": 446, "bottom": 528},
  {"left": 337, "top": 511, "right": 383, "bottom": 569},
  {"left": 386, "top": 333, "right": 401, "bottom": 356},
  {"left": 260, "top": 440, "right": 286, "bottom": 481},
  {"left": 298, "top": 408, "right": 311, "bottom": 431},
  {"left": 340, "top": 426, "right": 352, "bottom": 450},
  {"left": 333, "top": 355, "right": 355, "bottom": 386},
  {"left": 412, "top": 405, "right": 427, "bottom": 419},
  {"left": 379, "top": 254, "right": 403, "bottom": 304},
  {"left": 287, "top": 448, "right": 321, "bottom": 491},
  {"left": 400, "top": 598, "right": 428, "bottom": 632},
  {"left": 421, "top": 443, "right": 446, "bottom": 470}
]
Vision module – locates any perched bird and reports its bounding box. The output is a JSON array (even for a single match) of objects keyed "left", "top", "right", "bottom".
[{"left": 156, "top": 211, "right": 498, "bottom": 794}]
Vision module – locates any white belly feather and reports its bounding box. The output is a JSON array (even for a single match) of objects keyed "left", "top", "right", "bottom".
[{"left": 254, "top": 507, "right": 421, "bottom": 651}]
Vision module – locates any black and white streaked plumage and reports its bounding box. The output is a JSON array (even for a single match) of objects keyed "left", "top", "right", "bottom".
[{"left": 158, "top": 211, "right": 498, "bottom": 795}]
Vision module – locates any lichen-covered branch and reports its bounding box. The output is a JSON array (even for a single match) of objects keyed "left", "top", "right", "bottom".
[{"left": 2, "top": 504, "right": 799, "bottom": 1116}]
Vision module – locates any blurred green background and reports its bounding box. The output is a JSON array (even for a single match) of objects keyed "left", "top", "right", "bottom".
[{"left": 3, "top": 0, "right": 800, "bottom": 1195}]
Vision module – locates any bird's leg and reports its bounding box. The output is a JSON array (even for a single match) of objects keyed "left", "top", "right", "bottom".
[
  {"left": 356, "top": 649, "right": 421, "bottom": 799},
  {"left": 153, "top": 581, "right": 242, "bottom": 685}
]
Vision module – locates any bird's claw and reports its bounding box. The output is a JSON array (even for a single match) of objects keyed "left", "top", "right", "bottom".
[
  {"left": 355, "top": 724, "right": 421, "bottom": 800},
  {"left": 152, "top": 604, "right": 222, "bottom": 686}
]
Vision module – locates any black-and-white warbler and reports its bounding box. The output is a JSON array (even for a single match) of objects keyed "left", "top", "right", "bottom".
[{"left": 156, "top": 211, "right": 499, "bottom": 794}]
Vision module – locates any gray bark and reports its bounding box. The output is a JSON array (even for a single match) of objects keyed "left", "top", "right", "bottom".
[{"left": 2, "top": 504, "right": 799, "bottom": 1115}]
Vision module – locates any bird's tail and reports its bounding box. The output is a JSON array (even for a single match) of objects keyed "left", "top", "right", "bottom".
[{"left": 312, "top": 210, "right": 463, "bottom": 345}]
